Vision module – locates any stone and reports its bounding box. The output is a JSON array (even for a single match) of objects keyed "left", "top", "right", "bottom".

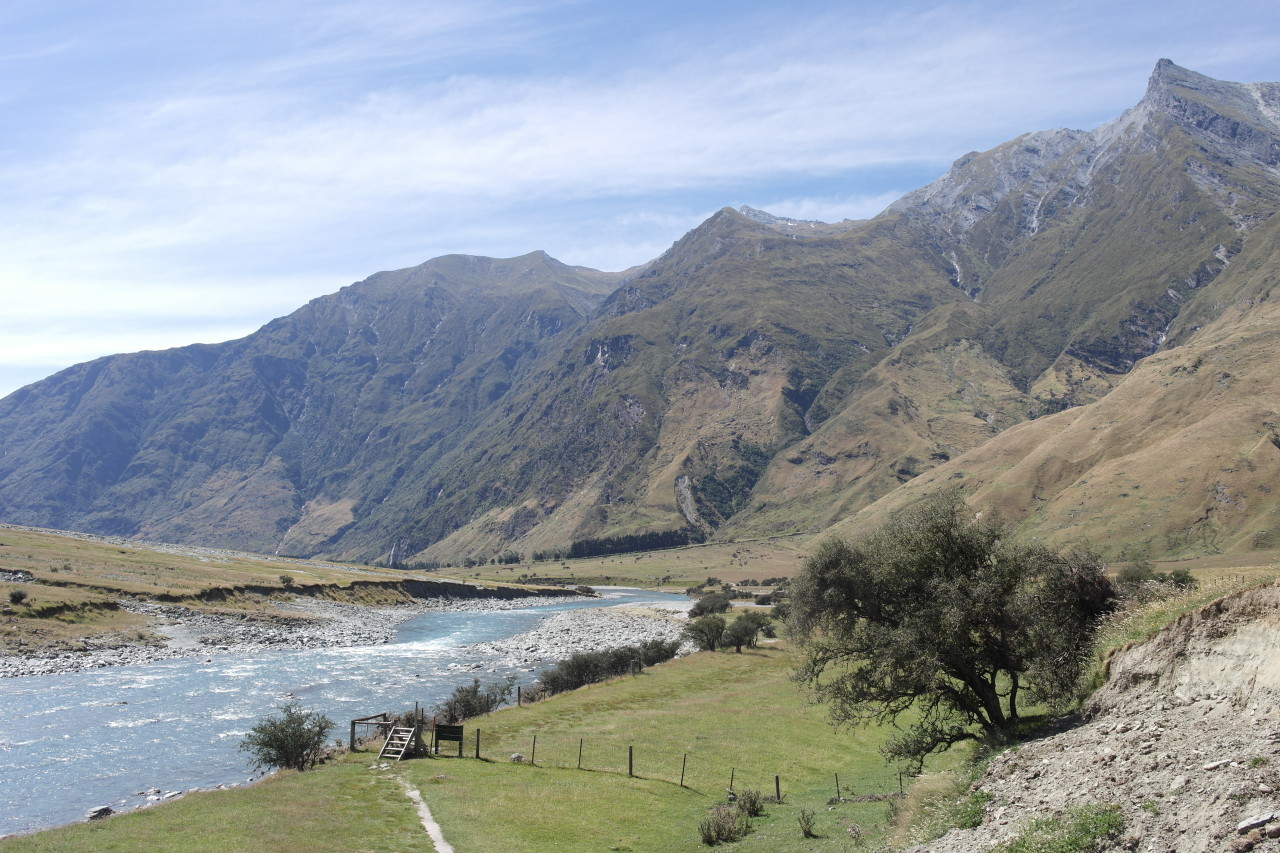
[
  {"left": 85, "top": 806, "right": 114, "bottom": 821},
  {"left": 1237, "top": 812, "right": 1279, "bottom": 834}
]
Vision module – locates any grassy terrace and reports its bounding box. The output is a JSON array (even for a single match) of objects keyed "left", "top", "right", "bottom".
[
  {"left": 462, "top": 536, "right": 813, "bottom": 589},
  {"left": 2, "top": 637, "right": 943, "bottom": 852}
]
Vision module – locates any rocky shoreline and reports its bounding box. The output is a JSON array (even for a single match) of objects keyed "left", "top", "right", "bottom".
[
  {"left": 450, "top": 603, "right": 691, "bottom": 672},
  {"left": 0, "top": 594, "right": 590, "bottom": 679},
  {"left": 0, "top": 593, "right": 693, "bottom": 679}
]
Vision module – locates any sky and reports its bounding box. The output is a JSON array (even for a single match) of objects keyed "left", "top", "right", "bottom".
[{"left": 2, "top": 0, "right": 1279, "bottom": 399}]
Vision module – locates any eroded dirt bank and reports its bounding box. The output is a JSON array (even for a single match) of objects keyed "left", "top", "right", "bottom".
[{"left": 918, "top": 583, "right": 1280, "bottom": 852}]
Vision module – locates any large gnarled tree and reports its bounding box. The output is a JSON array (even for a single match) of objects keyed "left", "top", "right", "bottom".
[{"left": 790, "top": 491, "right": 1115, "bottom": 769}]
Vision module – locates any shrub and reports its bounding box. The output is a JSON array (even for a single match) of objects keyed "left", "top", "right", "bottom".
[
  {"left": 689, "top": 592, "right": 733, "bottom": 617},
  {"left": 7, "top": 589, "right": 27, "bottom": 605},
  {"left": 279, "top": 574, "right": 295, "bottom": 588},
  {"left": 699, "top": 804, "right": 750, "bottom": 845},
  {"left": 536, "top": 640, "right": 680, "bottom": 697},
  {"left": 723, "top": 611, "right": 771, "bottom": 652},
  {"left": 684, "top": 615, "right": 726, "bottom": 651},
  {"left": 735, "top": 788, "right": 765, "bottom": 817},
  {"left": 798, "top": 809, "right": 818, "bottom": 838},
  {"left": 954, "top": 790, "right": 993, "bottom": 829},
  {"left": 435, "top": 676, "right": 515, "bottom": 723},
  {"left": 240, "top": 702, "right": 334, "bottom": 772}
]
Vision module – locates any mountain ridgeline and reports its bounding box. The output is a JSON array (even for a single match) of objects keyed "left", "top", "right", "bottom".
[{"left": 3, "top": 60, "right": 1280, "bottom": 565}]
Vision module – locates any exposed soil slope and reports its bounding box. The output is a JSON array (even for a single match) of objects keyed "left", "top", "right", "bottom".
[{"left": 918, "top": 584, "right": 1280, "bottom": 852}]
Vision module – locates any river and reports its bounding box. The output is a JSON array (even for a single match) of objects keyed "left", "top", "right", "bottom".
[{"left": 0, "top": 588, "right": 688, "bottom": 837}]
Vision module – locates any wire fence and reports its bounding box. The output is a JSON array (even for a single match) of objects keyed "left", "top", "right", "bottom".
[{"left": 400, "top": 726, "right": 899, "bottom": 802}]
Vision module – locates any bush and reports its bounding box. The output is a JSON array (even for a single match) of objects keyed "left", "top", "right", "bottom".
[
  {"left": 7, "top": 589, "right": 27, "bottom": 605},
  {"left": 722, "top": 611, "right": 771, "bottom": 652},
  {"left": 536, "top": 640, "right": 681, "bottom": 697},
  {"left": 240, "top": 702, "right": 334, "bottom": 772},
  {"left": 699, "top": 804, "right": 750, "bottom": 845},
  {"left": 689, "top": 592, "right": 733, "bottom": 617},
  {"left": 1116, "top": 561, "right": 1197, "bottom": 591},
  {"left": 435, "top": 676, "right": 515, "bottom": 724},
  {"left": 279, "top": 574, "right": 295, "bottom": 588},
  {"left": 798, "top": 808, "right": 818, "bottom": 838},
  {"left": 735, "top": 788, "right": 765, "bottom": 817},
  {"left": 684, "top": 615, "right": 727, "bottom": 651}
]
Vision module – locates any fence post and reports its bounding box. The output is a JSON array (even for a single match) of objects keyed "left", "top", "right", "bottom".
[
  {"left": 835, "top": 772, "right": 841, "bottom": 802},
  {"left": 578, "top": 738, "right": 584, "bottom": 770},
  {"left": 628, "top": 745, "right": 634, "bottom": 777},
  {"left": 475, "top": 729, "right": 481, "bottom": 760},
  {"left": 680, "top": 754, "right": 687, "bottom": 788},
  {"left": 775, "top": 775, "right": 782, "bottom": 803},
  {"left": 517, "top": 685, "right": 522, "bottom": 706},
  {"left": 349, "top": 720, "right": 357, "bottom": 752},
  {"left": 531, "top": 735, "right": 537, "bottom": 767},
  {"left": 729, "top": 768, "right": 735, "bottom": 792}
]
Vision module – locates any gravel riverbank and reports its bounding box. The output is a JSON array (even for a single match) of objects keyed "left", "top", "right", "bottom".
[
  {"left": 0, "top": 594, "right": 583, "bottom": 678},
  {"left": 0, "top": 594, "right": 690, "bottom": 679},
  {"left": 451, "top": 603, "right": 691, "bottom": 672}
]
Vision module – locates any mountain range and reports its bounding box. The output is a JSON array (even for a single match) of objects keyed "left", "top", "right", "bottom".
[{"left": 3, "top": 59, "right": 1279, "bottom": 566}]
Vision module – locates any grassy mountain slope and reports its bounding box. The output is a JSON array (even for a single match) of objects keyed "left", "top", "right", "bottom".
[{"left": 828, "top": 209, "right": 1280, "bottom": 558}]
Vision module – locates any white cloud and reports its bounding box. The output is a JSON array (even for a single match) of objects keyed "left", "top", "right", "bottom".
[{"left": 2, "top": 0, "right": 1280, "bottom": 398}]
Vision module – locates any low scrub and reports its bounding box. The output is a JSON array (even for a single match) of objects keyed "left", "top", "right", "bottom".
[
  {"left": 698, "top": 804, "right": 751, "bottom": 846},
  {"left": 992, "top": 803, "right": 1124, "bottom": 852},
  {"left": 535, "top": 639, "right": 681, "bottom": 697}
]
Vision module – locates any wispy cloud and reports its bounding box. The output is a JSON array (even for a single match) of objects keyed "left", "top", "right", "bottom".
[{"left": 1, "top": 0, "right": 1279, "bottom": 397}]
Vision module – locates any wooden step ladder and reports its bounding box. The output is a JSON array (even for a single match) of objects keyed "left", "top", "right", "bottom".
[{"left": 379, "top": 725, "right": 417, "bottom": 761}]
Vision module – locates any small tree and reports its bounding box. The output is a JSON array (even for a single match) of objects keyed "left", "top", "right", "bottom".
[
  {"left": 7, "top": 589, "right": 27, "bottom": 605},
  {"left": 240, "top": 702, "right": 335, "bottom": 772},
  {"left": 684, "top": 614, "right": 726, "bottom": 651},
  {"left": 790, "top": 490, "right": 1115, "bottom": 769},
  {"left": 435, "top": 676, "right": 516, "bottom": 723},
  {"left": 723, "top": 611, "right": 771, "bottom": 652},
  {"left": 278, "top": 574, "right": 295, "bottom": 588}
]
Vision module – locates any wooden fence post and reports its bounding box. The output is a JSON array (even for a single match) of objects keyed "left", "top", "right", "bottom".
[
  {"left": 475, "top": 729, "right": 481, "bottom": 760},
  {"left": 628, "top": 745, "right": 634, "bottom": 777},
  {"left": 775, "top": 775, "right": 782, "bottom": 803},
  {"left": 577, "top": 738, "right": 584, "bottom": 770},
  {"left": 729, "top": 768, "right": 735, "bottom": 792},
  {"left": 680, "top": 754, "right": 687, "bottom": 788},
  {"left": 835, "top": 773, "right": 841, "bottom": 802},
  {"left": 531, "top": 735, "right": 537, "bottom": 767}
]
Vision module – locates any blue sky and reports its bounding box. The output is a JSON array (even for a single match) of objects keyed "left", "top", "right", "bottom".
[{"left": 2, "top": 0, "right": 1279, "bottom": 398}]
